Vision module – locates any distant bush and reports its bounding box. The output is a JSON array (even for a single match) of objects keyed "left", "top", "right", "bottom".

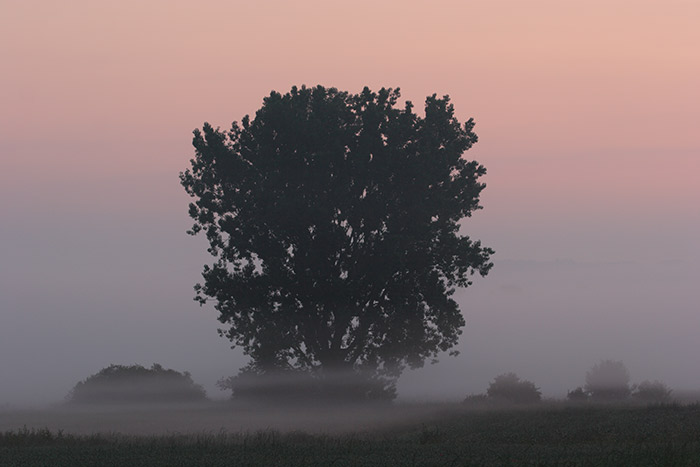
[
  {"left": 585, "top": 360, "right": 631, "bottom": 401},
  {"left": 566, "top": 387, "right": 590, "bottom": 402},
  {"left": 632, "top": 380, "right": 672, "bottom": 403},
  {"left": 67, "top": 364, "right": 207, "bottom": 404},
  {"left": 486, "top": 373, "right": 541, "bottom": 404}
]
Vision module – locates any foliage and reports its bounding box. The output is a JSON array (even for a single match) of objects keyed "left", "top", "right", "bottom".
[
  {"left": 633, "top": 380, "right": 672, "bottom": 403},
  {"left": 67, "top": 364, "right": 207, "bottom": 404},
  {"left": 180, "top": 85, "right": 493, "bottom": 399},
  {"left": 486, "top": 372, "right": 542, "bottom": 404},
  {"left": 567, "top": 386, "right": 590, "bottom": 402},
  {"left": 585, "top": 359, "right": 631, "bottom": 401}
]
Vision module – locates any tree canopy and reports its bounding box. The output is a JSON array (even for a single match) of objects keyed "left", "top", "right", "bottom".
[{"left": 180, "top": 85, "right": 493, "bottom": 398}]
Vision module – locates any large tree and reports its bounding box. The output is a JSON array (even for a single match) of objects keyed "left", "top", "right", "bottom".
[{"left": 180, "top": 85, "right": 492, "bottom": 398}]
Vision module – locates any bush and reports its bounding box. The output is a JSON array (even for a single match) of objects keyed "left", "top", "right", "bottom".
[
  {"left": 67, "top": 364, "right": 207, "bottom": 404},
  {"left": 585, "top": 359, "right": 631, "bottom": 401},
  {"left": 566, "top": 387, "right": 589, "bottom": 402},
  {"left": 486, "top": 373, "right": 542, "bottom": 404},
  {"left": 632, "top": 380, "right": 672, "bottom": 403}
]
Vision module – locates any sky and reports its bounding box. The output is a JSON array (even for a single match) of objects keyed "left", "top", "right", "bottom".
[{"left": 1, "top": 0, "right": 698, "bottom": 404}]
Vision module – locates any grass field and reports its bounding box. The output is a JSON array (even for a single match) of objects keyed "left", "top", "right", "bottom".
[{"left": 2, "top": 402, "right": 700, "bottom": 466}]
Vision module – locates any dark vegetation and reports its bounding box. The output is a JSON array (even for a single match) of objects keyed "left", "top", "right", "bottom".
[
  {"left": 67, "top": 364, "right": 207, "bottom": 404},
  {"left": 633, "top": 380, "right": 673, "bottom": 402},
  {"left": 5, "top": 403, "right": 700, "bottom": 466},
  {"left": 485, "top": 372, "right": 542, "bottom": 404},
  {"left": 466, "top": 362, "right": 671, "bottom": 408},
  {"left": 563, "top": 360, "right": 672, "bottom": 404},
  {"left": 180, "top": 85, "right": 492, "bottom": 402},
  {"left": 567, "top": 386, "right": 589, "bottom": 402},
  {"left": 464, "top": 373, "right": 542, "bottom": 406}
]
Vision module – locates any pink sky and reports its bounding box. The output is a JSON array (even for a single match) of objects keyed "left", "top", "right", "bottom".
[
  {"left": 0, "top": 0, "right": 698, "bottom": 403},
  {"left": 2, "top": 1, "right": 697, "bottom": 238}
]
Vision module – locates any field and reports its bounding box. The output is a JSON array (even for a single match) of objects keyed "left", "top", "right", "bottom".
[{"left": 2, "top": 402, "right": 700, "bottom": 466}]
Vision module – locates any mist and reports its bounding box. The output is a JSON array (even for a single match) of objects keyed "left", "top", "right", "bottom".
[{"left": 1, "top": 218, "right": 697, "bottom": 406}]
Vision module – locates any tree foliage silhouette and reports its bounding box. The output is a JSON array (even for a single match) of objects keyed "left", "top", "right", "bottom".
[{"left": 180, "top": 85, "right": 493, "bottom": 399}]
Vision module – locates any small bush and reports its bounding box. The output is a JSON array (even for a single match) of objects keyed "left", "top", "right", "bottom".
[
  {"left": 67, "top": 364, "right": 207, "bottom": 404},
  {"left": 566, "top": 387, "right": 589, "bottom": 402},
  {"left": 632, "top": 380, "right": 672, "bottom": 403},
  {"left": 486, "top": 373, "right": 541, "bottom": 404}
]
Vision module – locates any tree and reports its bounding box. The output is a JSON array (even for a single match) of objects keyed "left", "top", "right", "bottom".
[
  {"left": 180, "top": 85, "right": 493, "bottom": 400},
  {"left": 486, "top": 373, "right": 542, "bottom": 404},
  {"left": 585, "top": 359, "right": 631, "bottom": 401},
  {"left": 67, "top": 364, "right": 207, "bottom": 404}
]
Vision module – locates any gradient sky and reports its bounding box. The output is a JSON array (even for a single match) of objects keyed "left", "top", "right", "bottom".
[{"left": 1, "top": 0, "right": 698, "bottom": 404}]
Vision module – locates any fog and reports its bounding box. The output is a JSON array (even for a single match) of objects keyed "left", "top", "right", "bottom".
[
  {"left": 1, "top": 206, "right": 697, "bottom": 406},
  {"left": 0, "top": 401, "right": 464, "bottom": 436}
]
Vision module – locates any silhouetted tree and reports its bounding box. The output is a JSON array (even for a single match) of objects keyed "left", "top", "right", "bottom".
[
  {"left": 486, "top": 373, "right": 542, "bottom": 404},
  {"left": 181, "top": 85, "right": 493, "bottom": 400},
  {"left": 585, "top": 359, "right": 631, "bottom": 401},
  {"left": 67, "top": 364, "right": 207, "bottom": 404}
]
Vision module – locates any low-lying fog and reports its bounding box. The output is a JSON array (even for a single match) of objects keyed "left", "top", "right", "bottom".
[
  {"left": 1, "top": 255, "right": 697, "bottom": 407},
  {"left": 0, "top": 400, "right": 470, "bottom": 435}
]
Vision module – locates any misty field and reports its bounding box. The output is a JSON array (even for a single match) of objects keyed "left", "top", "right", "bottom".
[{"left": 3, "top": 402, "right": 700, "bottom": 466}]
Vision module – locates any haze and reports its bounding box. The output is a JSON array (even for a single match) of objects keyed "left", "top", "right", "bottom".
[{"left": 1, "top": 0, "right": 698, "bottom": 406}]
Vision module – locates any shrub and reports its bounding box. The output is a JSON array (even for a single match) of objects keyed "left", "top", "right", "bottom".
[
  {"left": 67, "top": 364, "right": 207, "bottom": 404},
  {"left": 566, "top": 387, "right": 589, "bottom": 402},
  {"left": 486, "top": 373, "right": 542, "bottom": 404},
  {"left": 632, "top": 380, "right": 672, "bottom": 403}
]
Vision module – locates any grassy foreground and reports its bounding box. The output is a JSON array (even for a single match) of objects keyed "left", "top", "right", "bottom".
[{"left": 2, "top": 403, "right": 700, "bottom": 466}]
